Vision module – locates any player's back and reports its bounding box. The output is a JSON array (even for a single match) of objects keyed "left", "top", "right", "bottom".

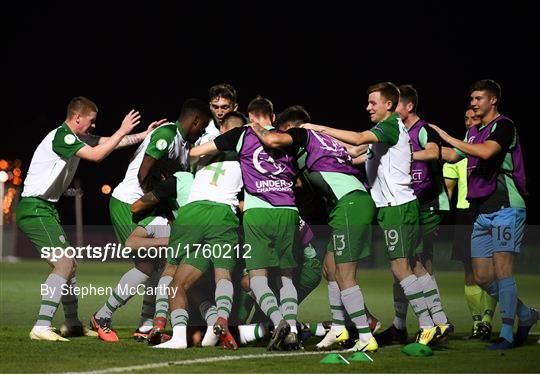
[{"left": 187, "top": 152, "right": 242, "bottom": 211}]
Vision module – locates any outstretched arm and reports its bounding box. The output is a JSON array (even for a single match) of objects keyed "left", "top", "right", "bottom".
[
  {"left": 189, "top": 141, "right": 219, "bottom": 158},
  {"left": 125, "top": 226, "right": 169, "bottom": 251},
  {"left": 98, "top": 119, "right": 167, "bottom": 149},
  {"left": 430, "top": 124, "right": 501, "bottom": 161},
  {"left": 75, "top": 110, "right": 141, "bottom": 162},
  {"left": 342, "top": 142, "right": 369, "bottom": 158},
  {"left": 301, "top": 123, "right": 378, "bottom": 146},
  {"left": 413, "top": 142, "right": 439, "bottom": 161},
  {"left": 441, "top": 147, "right": 463, "bottom": 163},
  {"left": 352, "top": 153, "right": 368, "bottom": 165},
  {"left": 249, "top": 123, "right": 294, "bottom": 148}
]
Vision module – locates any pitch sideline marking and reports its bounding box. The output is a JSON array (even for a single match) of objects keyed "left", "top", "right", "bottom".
[{"left": 78, "top": 349, "right": 360, "bottom": 374}]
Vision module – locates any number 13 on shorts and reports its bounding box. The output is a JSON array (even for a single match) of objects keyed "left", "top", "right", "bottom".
[{"left": 332, "top": 234, "right": 346, "bottom": 256}]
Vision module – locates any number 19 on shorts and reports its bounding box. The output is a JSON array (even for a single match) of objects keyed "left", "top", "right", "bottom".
[{"left": 384, "top": 229, "right": 399, "bottom": 252}]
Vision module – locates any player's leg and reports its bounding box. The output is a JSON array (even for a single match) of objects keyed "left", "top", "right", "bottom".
[
  {"left": 331, "top": 191, "right": 377, "bottom": 352},
  {"left": 244, "top": 209, "right": 288, "bottom": 350},
  {"left": 275, "top": 209, "right": 301, "bottom": 350},
  {"left": 487, "top": 208, "right": 537, "bottom": 349},
  {"left": 154, "top": 262, "right": 204, "bottom": 349},
  {"left": 149, "top": 206, "right": 204, "bottom": 345},
  {"left": 294, "top": 251, "right": 322, "bottom": 304},
  {"left": 134, "top": 264, "right": 161, "bottom": 341},
  {"left": 147, "top": 262, "right": 176, "bottom": 345},
  {"left": 414, "top": 211, "right": 449, "bottom": 326},
  {"left": 234, "top": 273, "right": 256, "bottom": 324},
  {"left": 379, "top": 201, "right": 438, "bottom": 346},
  {"left": 316, "top": 250, "right": 350, "bottom": 348},
  {"left": 199, "top": 299, "right": 219, "bottom": 346},
  {"left": 463, "top": 261, "right": 484, "bottom": 338},
  {"left": 32, "top": 256, "right": 75, "bottom": 342},
  {"left": 108, "top": 196, "right": 139, "bottom": 245},
  {"left": 213, "top": 268, "right": 238, "bottom": 349},
  {"left": 16, "top": 198, "right": 77, "bottom": 341},
  {"left": 58, "top": 267, "right": 98, "bottom": 338},
  {"left": 91, "top": 259, "right": 152, "bottom": 342},
  {"left": 451, "top": 209, "right": 491, "bottom": 338},
  {"left": 375, "top": 274, "right": 409, "bottom": 346}
]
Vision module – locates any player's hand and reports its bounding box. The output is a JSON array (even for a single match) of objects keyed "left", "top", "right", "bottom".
[
  {"left": 144, "top": 118, "right": 167, "bottom": 135},
  {"left": 301, "top": 123, "right": 325, "bottom": 132},
  {"left": 119, "top": 110, "right": 142, "bottom": 135},
  {"left": 429, "top": 124, "right": 450, "bottom": 142}
]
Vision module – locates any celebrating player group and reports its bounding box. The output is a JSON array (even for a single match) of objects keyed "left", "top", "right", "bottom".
[{"left": 16, "top": 80, "right": 538, "bottom": 353}]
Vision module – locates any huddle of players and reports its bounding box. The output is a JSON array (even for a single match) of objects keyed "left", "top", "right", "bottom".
[{"left": 18, "top": 80, "right": 537, "bottom": 352}]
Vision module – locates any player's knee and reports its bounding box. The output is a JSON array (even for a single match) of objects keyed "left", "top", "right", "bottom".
[
  {"left": 493, "top": 254, "right": 513, "bottom": 279},
  {"left": 473, "top": 271, "right": 492, "bottom": 288},
  {"left": 390, "top": 259, "right": 411, "bottom": 280},
  {"left": 162, "top": 263, "right": 177, "bottom": 278},
  {"left": 174, "top": 275, "right": 195, "bottom": 291},
  {"left": 53, "top": 257, "right": 76, "bottom": 279},
  {"left": 322, "top": 263, "right": 334, "bottom": 281},
  {"left": 494, "top": 266, "right": 513, "bottom": 280}
]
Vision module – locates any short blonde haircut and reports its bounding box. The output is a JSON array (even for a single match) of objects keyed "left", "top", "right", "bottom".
[{"left": 67, "top": 96, "right": 98, "bottom": 118}]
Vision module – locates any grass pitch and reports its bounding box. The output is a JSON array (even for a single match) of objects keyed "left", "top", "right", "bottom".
[{"left": 1, "top": 261, "right": 539, "bottom": 373}]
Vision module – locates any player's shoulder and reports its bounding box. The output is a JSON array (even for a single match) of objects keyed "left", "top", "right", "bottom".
[
  {"left": 494, "top": 116, "right": 515, "bottom": 129},
  {"left": 151, "top": 122, "right": 177, "bottom": 138},
  {"left": 374, "top": 113, "right": 401, "bottom": 133},
  {"left": 52, "top": 123, "right": 83, "bottom": 147}
]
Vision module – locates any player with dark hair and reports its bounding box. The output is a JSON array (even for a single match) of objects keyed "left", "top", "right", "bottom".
[
  {"left": 431, "top": 79, "right": 538, "bottom": 350},
  {"left": 91, "top": 98, "right": 212, "bottom": 342},
  {"left": 443, "top": 106, "right": 497, "bottom": 340}
]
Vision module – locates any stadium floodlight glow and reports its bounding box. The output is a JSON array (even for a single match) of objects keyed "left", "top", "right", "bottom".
[
  {"left": 101, "top": 184, "right": 111, "bottom": 195},
  {"left": 0, "top": 171, "right": 8, "bottom": 183}
]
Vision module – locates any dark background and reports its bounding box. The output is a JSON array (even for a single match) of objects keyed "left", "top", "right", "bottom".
[{"left": 4, "top": 2, "right": 538, "bottom": 224}]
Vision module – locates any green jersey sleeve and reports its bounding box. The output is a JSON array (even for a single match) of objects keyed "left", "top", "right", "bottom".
[
  {"left": 52, "top": 123, "right": 86, "bottom": 158},
  {"left": 369, "top": 116, "right": 400, "bottom": 146},
  {"left": 145, "top": 125, "right": 177, "bottom": 160}
]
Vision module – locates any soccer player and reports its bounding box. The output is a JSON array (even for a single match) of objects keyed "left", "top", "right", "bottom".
[
  {"left": 189, "top": 96, "right": 302, "bottom": 351},
  {"left": 125, "top": 216, "right": 170, "bottom": 341},
  {"left": 197, "top": 83, "right": 239, "bottom": 145},
  {"left": 105, "top": 159, "right": 183, "bottom": 342},
  {"left": 249, "top": 106, "right": 378, "bottom": 352},
  {"left": 16, "top": 96, "right": 142, "bottom": 341},
  {"left": 130, "top": 166, "right": 198, "bottom": 346},
  {"left": 431, "top": 79, "right": 538, "bottom": 350},
  {"left": 374, "top": 84, "right": 451, "bottom": 345},
  {"left": 235, "top": 217, "right": 323, "bottom": 345},
  {"left": 302, "top": 82, "right": 449, "bottom": 346},
  {"left": 92, "top": 99, "right": 212, "bottom": 341},
  {"left": 154, "top": 111, "right": 246, "bottom": 350},
  {"left": 443, "top": 106, "right": 497, "bottom": 339}
]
